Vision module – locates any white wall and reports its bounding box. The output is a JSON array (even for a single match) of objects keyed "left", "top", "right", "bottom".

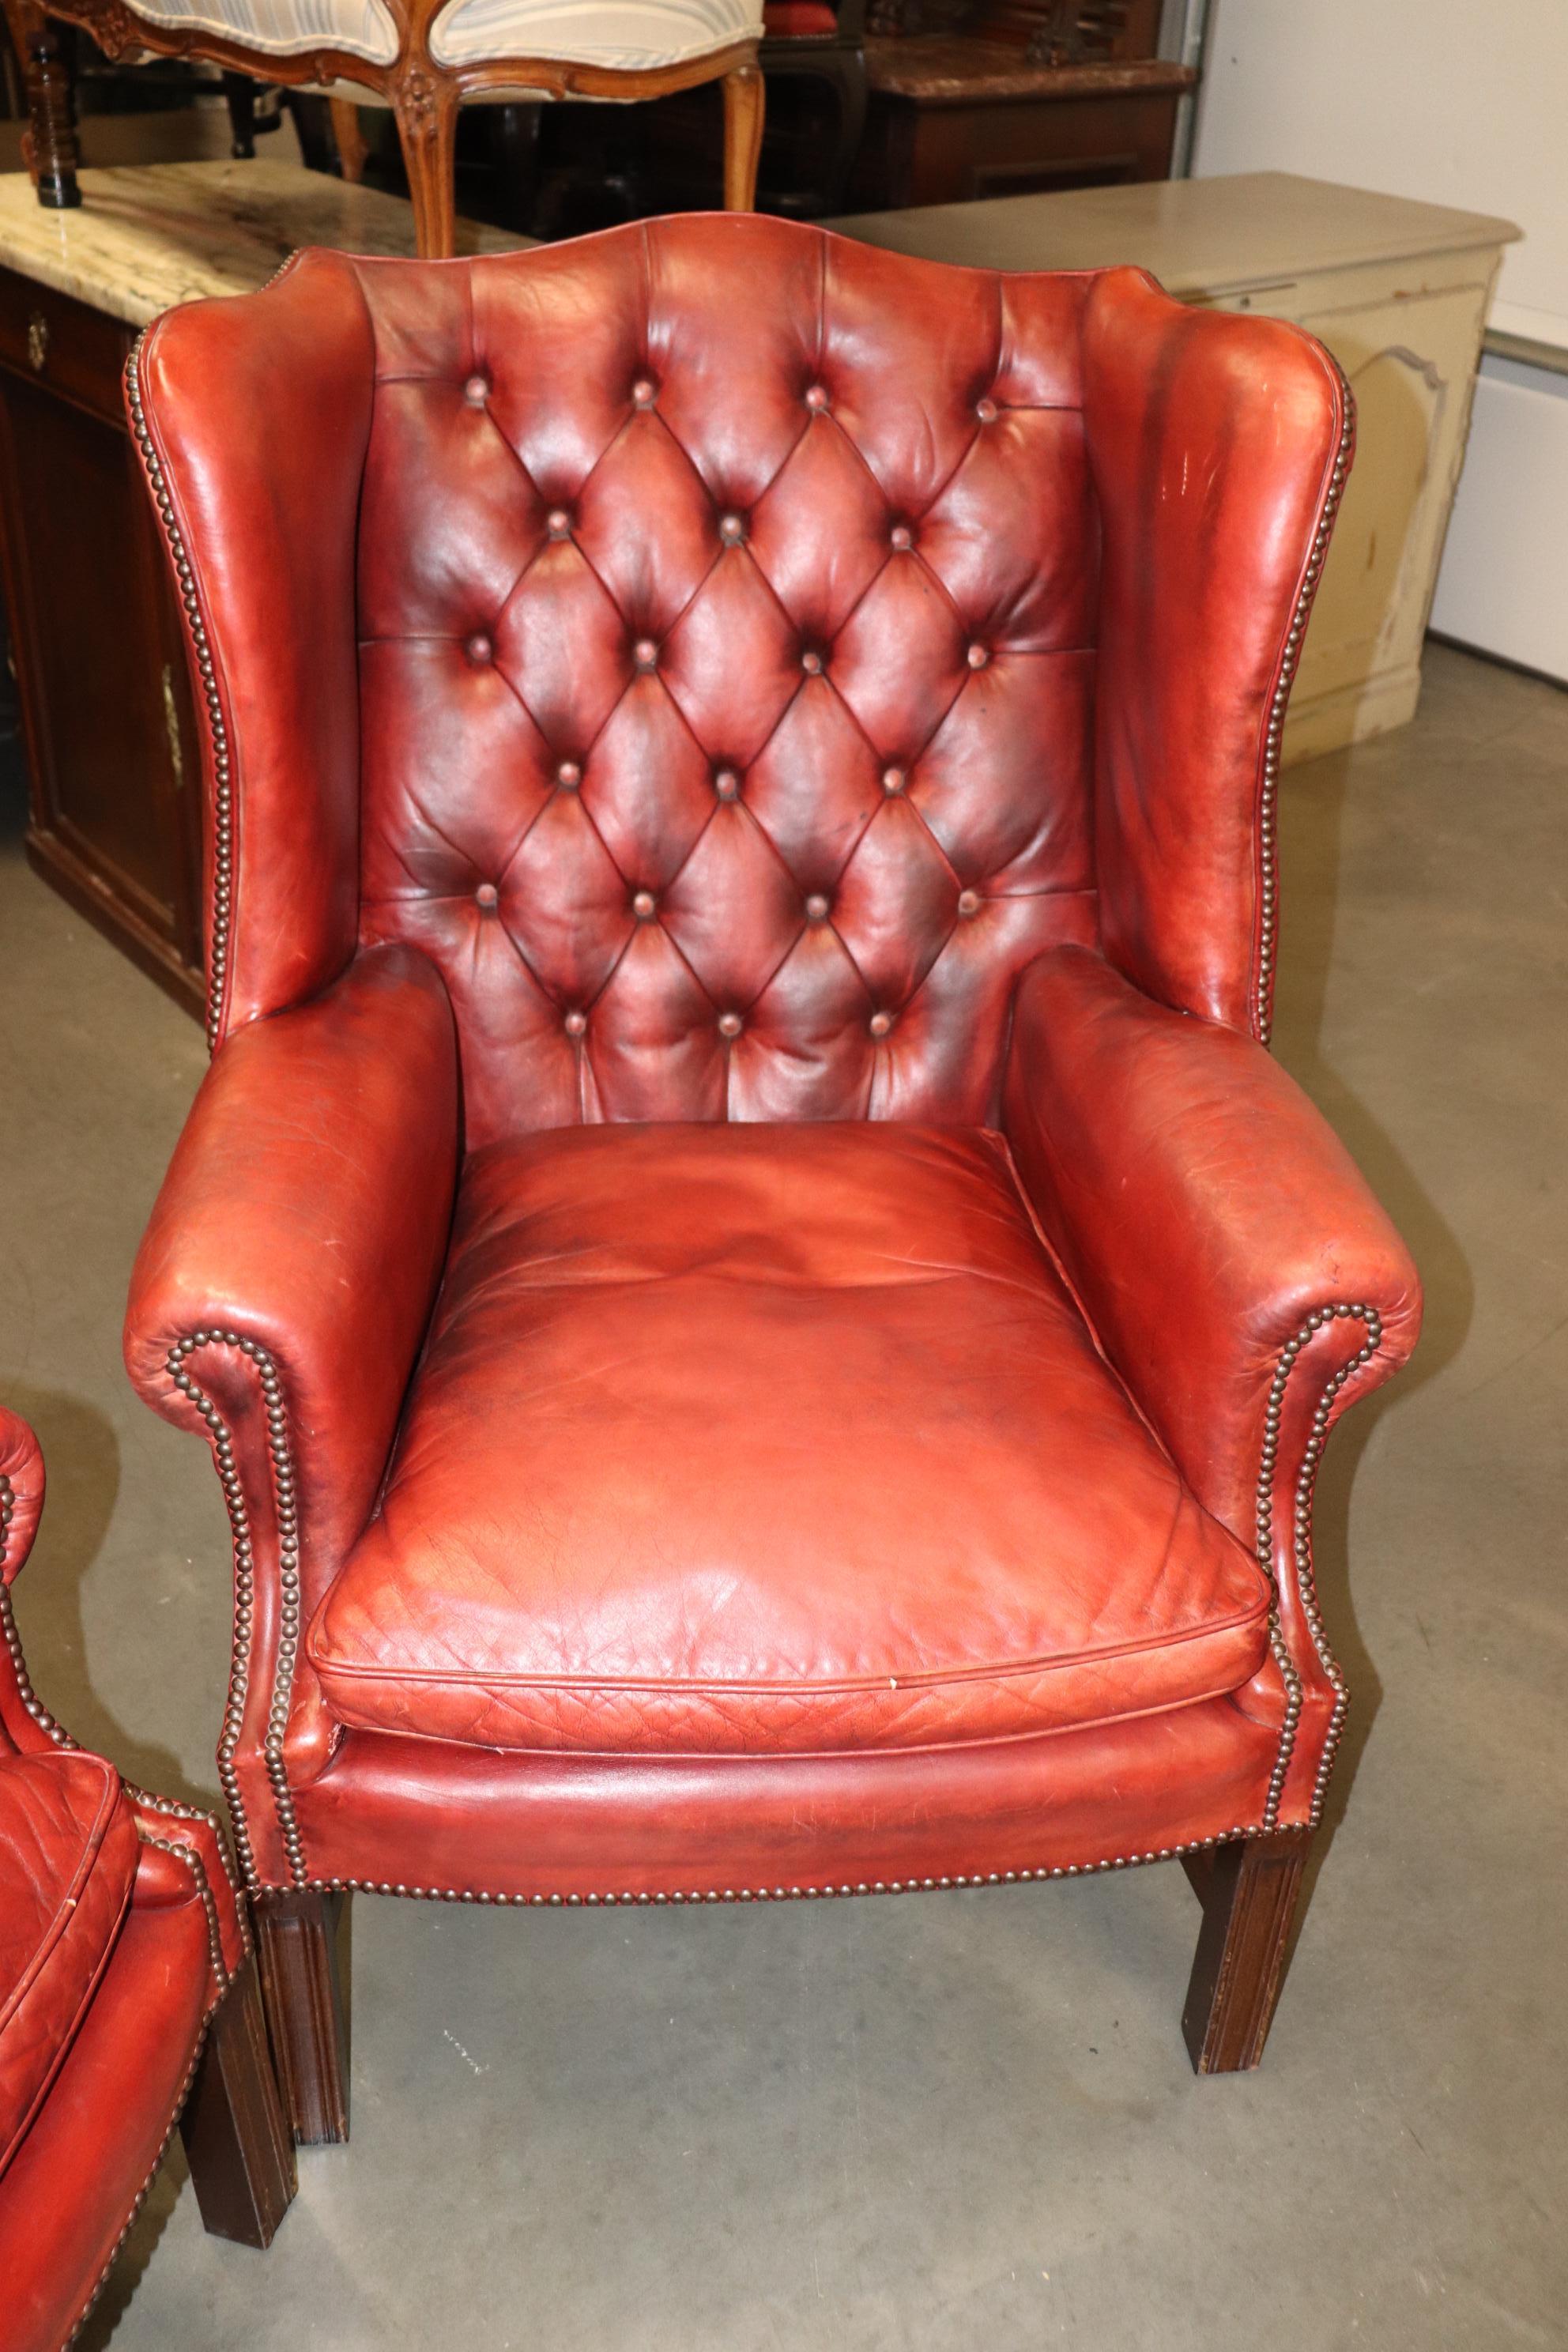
[
  {"left": 1192, "top": 0, "right": 1568, "bottom": 681},
  {"left": 1192, "top": 0, "right": 1568, "bottom": 350}
]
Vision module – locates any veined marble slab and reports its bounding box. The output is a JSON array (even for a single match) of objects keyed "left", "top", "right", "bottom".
[{"left": 0, "top": 159, "right": 528, "bottom": 326}]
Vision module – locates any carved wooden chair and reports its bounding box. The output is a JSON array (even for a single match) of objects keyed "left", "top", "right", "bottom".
[
  {"left": 0, "top": 1406, "right": 295, "bottom": 2346},
  {"left": 6, "top": 0, "right": 764, "bottom": 253},
  {"left": 122, "top": 219, "right": 1419, "bottom": 2153}
]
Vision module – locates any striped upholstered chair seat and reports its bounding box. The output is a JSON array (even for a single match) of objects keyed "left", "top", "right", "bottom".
[{"left": 111, "top": 0, "right": 760, "bottom": 70}]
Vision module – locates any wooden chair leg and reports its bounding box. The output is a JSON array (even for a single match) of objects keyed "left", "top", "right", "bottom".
[
  {"left": 330, "top": 95, "right": 369, "bottom": 184},
  {"left": 1182, "top": 1830, "right": 1311, "bottom": 2074},
  {"left": 722, "top": 62, "right": 764, "bottom": 209},
  {"left": 9, "top": 0, "right": 80, "bottom": 209},
  {"left": 180, "top": 1954, "right": 297, "bottom": 2246},
  {"left": 221, "top": 69, "right": 258, "bottom": 158},
  {"left": 394, "top": 78, "right": 458, "bottom": 258},
  {"left": 254, "top": 1889, "right": 352, "bottom": 2145}
]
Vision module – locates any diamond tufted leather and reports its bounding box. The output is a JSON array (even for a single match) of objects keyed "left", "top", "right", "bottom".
[
  {"left": 350, "top": 223, "right": 1099, "bottom": 1144},
  {"left": 123, "top": 220, "right": 1420, "bottom": 2082}
]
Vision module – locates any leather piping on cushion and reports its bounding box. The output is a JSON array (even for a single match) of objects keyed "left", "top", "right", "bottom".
[
  {"left": 162, "top": 1332, "right": 308, "bottom": 1893},
  {"left": 0, "top": 1758, "right": 138, "bottom": 2178}
]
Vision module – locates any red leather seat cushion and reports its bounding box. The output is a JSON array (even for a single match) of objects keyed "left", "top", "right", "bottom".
[
  {"left": 309, "top": 1124, "right": 1271, "bottom": 1757},
  {"left": 0, "top": 1751, "right": 138, "bottom": 2175},
  {"left": 764, "top": 2, "right": 840, "bottom": 32}
]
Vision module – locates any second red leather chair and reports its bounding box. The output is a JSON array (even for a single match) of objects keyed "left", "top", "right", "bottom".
[
  {"left": 121, "top": 219, "right": 1419, "bottom": 2146},
  {"left": 0, "top": 1408, "right": 294, "bottom": 2352}
]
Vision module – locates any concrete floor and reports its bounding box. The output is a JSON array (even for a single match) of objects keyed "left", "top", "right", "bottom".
[{"left": 1, "top": 639, "right": 1563, "bottom": 2350}]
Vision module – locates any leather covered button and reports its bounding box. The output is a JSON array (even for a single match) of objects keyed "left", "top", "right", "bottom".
[
  {"left": 714, "top": 768, "right": 740, "bottom": 801},
  {"left": 976, "top": 396, "right": 998, "bottom": 424},
  {"left": 805, "top": 384, "right": 829, "bottom": 411},
  {"left": 890, "top": 524, "right": 914, "bottom": 551},
  {"left": 967, "top": 644, "right": 990, "bottom": 670},
  {"left": 632, "top": 890, "right": 657, "bottom": 920},
  {"left": 633, "top": 639, "right": 658, "bottom": 671},
  {"left": 718, "top": 1011, "right": 743, "bottom": 1038},
  {"left": 556, "top": 760, "right": 581, "bottom": 790},
  {"left": 475, "top": 882, "right": 499, "bottom": 910},
  {"left": 805, "top": 893, "right": 830, "bottom": 922},
  {"left": 882, "top": 767, "right": 906, "bottom": 795},
  {"left": 718, "top": 514, "right": 745, "bottom": 545},
  {"left": 564, "top": 1009, "right": 587, "bottom": 1038},
  {"left": 869, "top": 1010, "right": 895, "bottom": 1038},
  {"left": 546, "top": 509, "right": 571, "bottom": 539},
  {"left": 957, "top": 888, "right": 981, "bottom": 918},
  {"left": 801, "top": 648, "right": 824, "bottom": 675},
  {"left": 463, "top": 374, "right": 488, "bottom": 405},
  {"left": 466, "top": 634, "right": 492, "bottom": 665},
  {"left": 631, "top": 378, "right": 657, "bottom": 408}
]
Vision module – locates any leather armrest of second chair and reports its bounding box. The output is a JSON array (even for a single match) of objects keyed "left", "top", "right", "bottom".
[{"left": 1001, "top": 942, "right": 1423, "bottom": 1554}]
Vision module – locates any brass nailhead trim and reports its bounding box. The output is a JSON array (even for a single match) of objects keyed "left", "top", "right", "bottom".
[
  {"left": 62, "top": 2012, "right": 217, "bottom": 2350},
  {"left": 166, "top": 1333, "right": 308, "bottom": 1892},
  {"left": 1, "top": 1471, "right": 75, "bottom": 1749},
  {"left": 138, "top": 1827, "right": 233, "bottom": 1995},
  {"left": 293, "top": 1826, "right": 1268, "bottom": 1908},
  {"left": 1257, "top": 1302, "right": 1383, "bottom": 1830},
  {"left": 126, "top": 333, "right": 232, "bottom": 1055},
  {"left": 1256, "top": 370, "right": 1356, "bottom": 1045}
]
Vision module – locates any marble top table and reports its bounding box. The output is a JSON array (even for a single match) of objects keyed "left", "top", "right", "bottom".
[{"left": 0, "top": 157, "right": 526, "bottom": 328}]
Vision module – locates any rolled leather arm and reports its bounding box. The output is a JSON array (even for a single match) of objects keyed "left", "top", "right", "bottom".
[
  {"left": 0, "top": 1405, "right": 70, "bottom": 1754},
  {"left": 125, "top": 944, "right": 461, "bottom": 1638},
  {"left": 127, "top": 1792, "right": 250, "bottom": 1988},
  {"left": 1001, "top": 944, "right": 1422, "bottom": 1552}
]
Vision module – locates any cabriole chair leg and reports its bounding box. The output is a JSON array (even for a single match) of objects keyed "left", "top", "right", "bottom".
[
  {"left": 181, "top": 1954, "right": 298, "bottom": 2247},
  {"left": 1181, "top": 1829, "right": 1312, "bottom": 2074},
  {"left": 394, "top": 81, "right": 458, "bottom": 258},
  {"left": 722, "top": 62, "right": 764, "bottom": 208},
  {"left": 254, "top": 1889, "right": 352, "bottom": 2145}
]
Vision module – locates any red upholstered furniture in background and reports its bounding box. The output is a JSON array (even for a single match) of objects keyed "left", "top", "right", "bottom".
[
  {"left": 122, "top": 217, "right": 1420, "bottom": 2143},
  {"left": 0, "top": 1407, "right": 293, "bottom": 2351}
]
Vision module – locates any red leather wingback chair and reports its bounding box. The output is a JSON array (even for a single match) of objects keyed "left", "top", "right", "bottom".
[
  {"left": 0, "top": 1408, "right": 293, "bottom": 2350},
  {"left": 122, "top": 217, "right": 1420, "bottom": 2135}
]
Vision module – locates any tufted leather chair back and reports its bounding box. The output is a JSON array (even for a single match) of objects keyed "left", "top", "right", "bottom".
[
  {"left": 133, "top": 215, "right": 1348, "bottom": 1143},
  {"left": 352, "top": 219, "right": 1100, "bottom": 1143}
]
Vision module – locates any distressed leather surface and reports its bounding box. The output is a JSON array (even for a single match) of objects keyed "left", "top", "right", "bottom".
[
  {"left": 295, "top": 1695, "right": 1283, "bottom": 1899},
  {"left": 0, "top": 1894, "right": 211, "bottom": 2352},
  {"left": 352, "top": 222, "right": 1099, "bottom": 1144},
  {"left": 0, "top": 1404, "right": 248, "bottom": 2320},
  {"left": 124, "top": 218, "right": 1418, "bottom": 1890},
  {"left": 310, "top": 1122, "right": 1270, "bottom": 1755},
  {"left": 0, "top": 1752, "right": 138, "bottom": 2178},
  {"left": 1004, "top": 945, "right": 1423, "bottom": 1547}
]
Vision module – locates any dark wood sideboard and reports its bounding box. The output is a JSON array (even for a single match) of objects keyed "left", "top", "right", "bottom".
[{"left": 0, "top": 259, "right": 205, "bottom": 1016}]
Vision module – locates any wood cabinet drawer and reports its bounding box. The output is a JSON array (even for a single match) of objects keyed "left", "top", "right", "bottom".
[{"left": 0, "top": 269, "right": 130, "bottom": 424}]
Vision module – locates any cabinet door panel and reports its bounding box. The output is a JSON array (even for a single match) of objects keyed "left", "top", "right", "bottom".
[{"left": 0, "top": 371, "right": 188, "bottom": 940}]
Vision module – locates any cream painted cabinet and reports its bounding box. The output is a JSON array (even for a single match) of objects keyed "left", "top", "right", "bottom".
[{"left": 832, "top": 172, "right": 1521, "bottom": 763}]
